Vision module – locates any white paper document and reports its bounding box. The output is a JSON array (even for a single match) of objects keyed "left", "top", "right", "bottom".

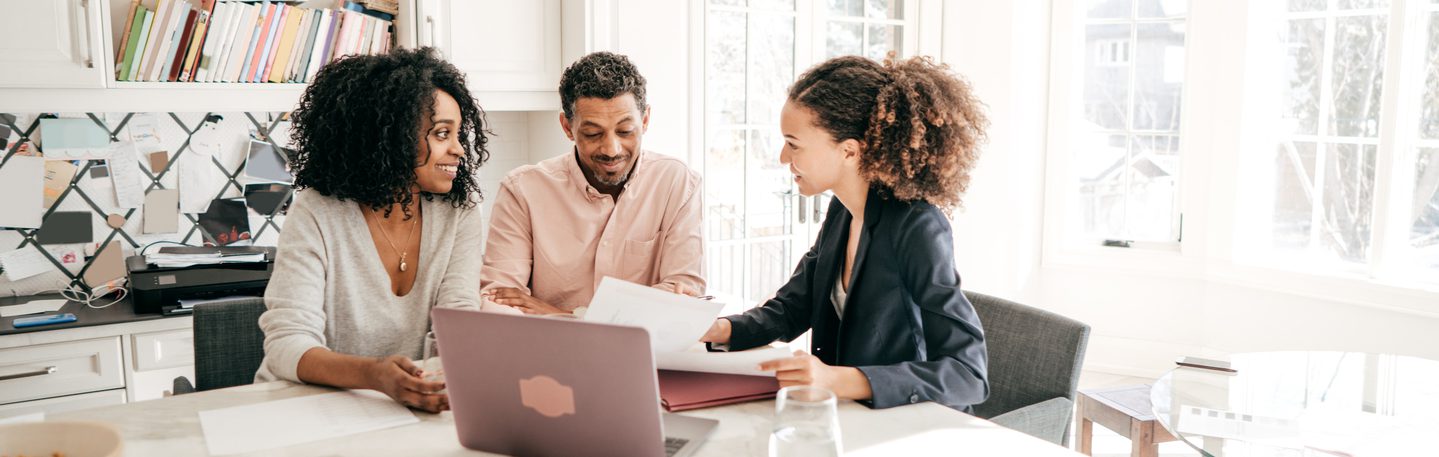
[
  {"left": 583, "top": 277, "right": 724, "bottom": 353},
  {"left": 0, "top": 299, "right": 68, "bottom": 318},
  {"left": 198, "top": 390, "right": 418, "bottom": 456},
  {"left": 656, "top": 346, "right": 792, "bottom": 376},
  {"left": 0, "top": 248, "right": 54, "bottom": 281},
  {"left": 108, "top": 141, "right": 147, "bottom": 209}
]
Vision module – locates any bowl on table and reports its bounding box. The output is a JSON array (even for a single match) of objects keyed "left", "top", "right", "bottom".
[{"left": 0, "top": 421, "right": 123, "bottom": 457}]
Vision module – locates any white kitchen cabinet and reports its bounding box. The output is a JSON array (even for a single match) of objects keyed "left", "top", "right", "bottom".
[
  {"left": 417, "top": 0, "right": 568, "bottom": 110},
  {"left": 0, "top": 0, "right": 108, "bottom": 88}
]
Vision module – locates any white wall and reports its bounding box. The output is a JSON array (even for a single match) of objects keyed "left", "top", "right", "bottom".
[{"left": 940, "top": 0, "right": 1439, "bottom": 379}]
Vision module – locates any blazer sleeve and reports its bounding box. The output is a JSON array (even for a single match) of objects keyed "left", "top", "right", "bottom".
[
  {"left": 718, "top": 202, "right": 838, "bottom": 351},
  {"left": 855, "top": 208, "right": 989, "bottom": 410}
]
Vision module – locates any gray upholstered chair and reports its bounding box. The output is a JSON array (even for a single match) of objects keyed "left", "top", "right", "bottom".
[
  {"left": 965, "top": 290, "right": 1090, "bottom": 446},
  {"left": 172, "top": 297, "right": 267, "bottom": 394}
]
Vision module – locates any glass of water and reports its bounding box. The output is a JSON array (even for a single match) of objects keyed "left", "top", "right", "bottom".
[
  {"left": 420, "top": 330, "right": 445, "bottom": 393},
  {"left": 769, "top": 386, "right": 842, "bottom": 457}
]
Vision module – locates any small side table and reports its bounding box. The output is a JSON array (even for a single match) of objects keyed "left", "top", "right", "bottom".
[{"left": 1076, "top": 384, "right": 1177, "bottom": 457}]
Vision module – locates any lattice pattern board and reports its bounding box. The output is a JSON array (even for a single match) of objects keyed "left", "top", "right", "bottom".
[{"left": 0, "top": 112, "right": 292, "bottom": 295}]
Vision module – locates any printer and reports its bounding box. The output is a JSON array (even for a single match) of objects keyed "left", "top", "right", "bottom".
[{"left": 125, "top": 246, "right": 277, "bottom": 314}]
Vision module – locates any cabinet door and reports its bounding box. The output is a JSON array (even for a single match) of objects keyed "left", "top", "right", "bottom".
[
  {"left": 418, "top": 0, "right": 561, "bottom": 92},
  {"left": 0, "top": 0, "right": 106, "bottom": 88}
]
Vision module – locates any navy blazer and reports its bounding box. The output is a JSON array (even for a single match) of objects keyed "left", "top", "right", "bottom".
[{"left": 721, "top": 186, "right": 989, "bottom": 411}]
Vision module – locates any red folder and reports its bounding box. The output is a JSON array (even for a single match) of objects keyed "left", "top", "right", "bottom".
[{"left": 657, "top": 370, "right": 779, "bottom": 412}]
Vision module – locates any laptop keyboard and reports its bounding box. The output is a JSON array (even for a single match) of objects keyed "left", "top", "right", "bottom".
[{"left": 664, "top": 437, "right": 690, "bottom": 456}]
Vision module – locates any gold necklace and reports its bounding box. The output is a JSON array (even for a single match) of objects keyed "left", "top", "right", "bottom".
[{"left": 369, "top": 207, "right": 419, "bottom": 272}]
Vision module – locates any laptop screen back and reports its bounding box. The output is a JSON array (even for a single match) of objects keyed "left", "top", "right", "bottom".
[{"left": 431, "top": 308, "right": 669, "bottom": 457}]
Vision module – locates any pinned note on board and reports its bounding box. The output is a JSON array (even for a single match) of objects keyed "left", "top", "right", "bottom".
[
  {"left": 0, "top": 155, "right": 45, "bottom": 229},
  {"left": 42, "top": 160, "right": 78, "bottom": 210},
  {"left": 39, "top": 118, "right": 112, "bottom": 160},
  {"left": 143, "top": 189, "right": 181, "bottom": 234},
  {"left": 36, "top": 212, "right": 93, "bottom": 245}
]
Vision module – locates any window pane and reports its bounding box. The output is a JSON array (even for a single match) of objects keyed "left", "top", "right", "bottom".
[
  {"left": 1137, "top": 0, "right": 1186, "bottom": 18},
  {"left": 827, "top": 21, "right": 863, "bottom": 57},
  {"left": 1086, "top": 0, "right": 1132, "bottom": 19},
  {"left": 711, "top": 0, "right": 744, "bottom": 6},
  {"left": 1422, "top": 13, "right": 1439, "bottom": 140},
  {"left": 1320, "top": 143, "right": 1376, "bottom": 263},
  {"left": 707, "top": 129, "right": 746, "bottom": 240},
  {"left": 748, "top": 240, "right": 792, "bottom": 303},
  {"left": 1274, "top": 142, "right": 1317, "bottom": 251},
  {"left": 747, "top": 14, "right": 794, "bottom": 126},
  {"left": 1085, "top": 24, "right": 1133, "bottom": 130},
  {"left": 1132, "top": 22, "right": 1186, "bottom": 131},
  {"left": 827, "top": 0, "right": 862, "bottom": 17},
  {"left": 749, "top": 0, "right": 796, "bottom": 10},
  {"left": 1077, "top": 134, "right": 1130, "bottom": 238},
  {"left": 1127, "top": 135, "right": 1180, "bottom": 241},
  {"left": 1288, "top": 0, "right": 1328, "bottom": 12},
  {"left": 747, "top": 129, "right": 793, "bottom": 238},
  {"left": 1412, "top": 148, "right": 1439, "bottom": 271},
  {"left": 1281, "top": 19, "right": 1325, "bottom": 135},
  {"left": 707, "top": 11, "right": 746, "bottom": 124},
  {"left": 1330, "top": 14, "right": 1387, "bottom": 138},
  {"left": 707, "top": 243, "right": 743, "bottom": 300},
  {"left": 864, "top": 0, "right": 903, "bottom": 19},
  {"left": 866, "top": 24, "right": 902, "bottom": 62},
  {"left": 1337, "top": 0, "right": 1388, "bottom": 9}
]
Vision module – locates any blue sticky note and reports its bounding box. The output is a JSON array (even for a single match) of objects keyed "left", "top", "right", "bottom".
[{"left": 40, "top": 118, "right": 111, "bottom": 160}]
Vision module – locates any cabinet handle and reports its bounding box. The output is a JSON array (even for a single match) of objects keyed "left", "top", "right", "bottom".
[
  {"left": 812, "top": 195, "right": 822, "bottom": 222},
  {"left": 0, "top": 366, "right": 57, "bottom": 382},
  {"left": 797, "top": 193, "right": 807, "bottom": 224},
  {"left": 425, "top": 16, "right": 438, "bottom": 49},
  {"left": 78, "top": 0, "right": 94, "bottom": 68}
]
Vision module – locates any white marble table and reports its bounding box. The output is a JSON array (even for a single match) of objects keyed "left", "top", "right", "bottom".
[{"left": 51, "top": 381, "right": 1082, "bottom": 456}]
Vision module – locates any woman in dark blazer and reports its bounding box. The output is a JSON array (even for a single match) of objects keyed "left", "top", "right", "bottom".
[{"left": 701, "top": 55, "right": 990, "bottom": 412}]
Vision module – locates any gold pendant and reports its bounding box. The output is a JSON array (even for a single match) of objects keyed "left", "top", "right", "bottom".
[
  {"left": 399, "top": 253, "right": 408, "bottom": 272},
  {"left": 400, "top": 261, "right": 407, "bottom": 272}
]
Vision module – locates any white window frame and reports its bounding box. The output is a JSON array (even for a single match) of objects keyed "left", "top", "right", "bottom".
[
  {"left": 1041, "top": 0, "right": 1439, "bottom": 314},
  {"left": 1042, "top": 0, "right": 1204, "bottom": 275}
]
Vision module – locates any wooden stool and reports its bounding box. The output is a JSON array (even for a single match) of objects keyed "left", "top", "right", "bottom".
[{"left": 1076, "top": 384, "right": 1177, "bottom": 457}]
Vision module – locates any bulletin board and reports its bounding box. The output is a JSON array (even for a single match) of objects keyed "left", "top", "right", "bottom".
[{"left": 0, "top": 111, "right": 293, "bottom": 296}]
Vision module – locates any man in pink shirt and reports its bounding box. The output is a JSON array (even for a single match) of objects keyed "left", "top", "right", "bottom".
[{"left": 481, "top": 52, "right": 704, "bottom": 316}]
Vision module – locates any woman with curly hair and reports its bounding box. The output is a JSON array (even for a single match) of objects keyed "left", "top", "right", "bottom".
[
  {"left": 701, "top": 55, "right": 990, "bottom": 412},
  {"left": 257, "top": 47, "right": 490, "bottom": 413}
]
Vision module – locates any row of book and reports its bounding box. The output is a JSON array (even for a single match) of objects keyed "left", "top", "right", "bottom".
[{"left": 114, "top": 0, "right": 394, "bottom": 84}]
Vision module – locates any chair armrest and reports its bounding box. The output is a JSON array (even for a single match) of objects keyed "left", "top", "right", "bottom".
[
  {"left": 989, "top": 396, "right": 1075, "bottom": 446},
  {"left": 172, "top": 376, "right": 196, "bottom": 396}
]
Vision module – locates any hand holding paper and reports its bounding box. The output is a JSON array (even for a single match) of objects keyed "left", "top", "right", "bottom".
[{"left": 583, "top": 277, "right": 723, "bottom": 353}]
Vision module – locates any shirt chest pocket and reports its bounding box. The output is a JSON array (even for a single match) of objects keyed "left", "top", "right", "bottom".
[{"left": 618, "top": 233, "right": 661, "bottom": 283}]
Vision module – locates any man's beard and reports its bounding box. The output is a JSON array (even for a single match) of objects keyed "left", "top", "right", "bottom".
[{"left": 591, "top": 155, "right": 633, "bottom": 186}]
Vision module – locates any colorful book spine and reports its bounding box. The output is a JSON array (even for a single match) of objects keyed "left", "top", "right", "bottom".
[
  {"left": 114, "top": 0, "right": 142, "bottom": 73},
  {"left": 195, "top": 1, "right": 229, "bottom": 82},
  {"left": 267, "top": 6, "right": 302, "bottom": 83},
  {"left": 181, "top": 0, "right": 217, "bottom": 81},
  {"left": 118, "top": 6, "right": 150, "bottom": 81},
  {"left": 138, "top": 0, "right": 173, "bottom": 81},
  {"left": 239, "top": 2, "right": 272, "bottom": 83},
  {"left": 166, "top": 8, "right": 198, "bottom": 81}
]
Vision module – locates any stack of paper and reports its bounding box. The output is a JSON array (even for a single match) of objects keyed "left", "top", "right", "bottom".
[
  {"left": 147, "top": 247, "right": 266, "bottom": 268},
  {"left": 199, "top": 390, "right": 416, "bottom": 455}
]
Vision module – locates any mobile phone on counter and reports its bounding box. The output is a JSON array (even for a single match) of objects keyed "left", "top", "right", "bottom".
[{"left": 12, "top": 313, "right": 78, "bottom": 328}]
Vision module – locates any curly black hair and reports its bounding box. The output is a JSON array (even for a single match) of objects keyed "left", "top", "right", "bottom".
[
  {"left": 789, "top": 54, "right": 988, "bottom": 211},
  {"left": 558, "top": 51, "right": 648, "bottom": 119},
  {"left": 289, "top": 47, "right": 489, "bottom": 219}
]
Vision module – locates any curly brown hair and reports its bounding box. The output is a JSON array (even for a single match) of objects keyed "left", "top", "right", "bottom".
[
  {"left": 559, "top": 51, "right": 648, "bottom": 119},
  {"left": 788, "top": 54, "right": 987, "bottom": 210},
  {"left": 289, "top": 47, "right": 490, "bottom": 220}
]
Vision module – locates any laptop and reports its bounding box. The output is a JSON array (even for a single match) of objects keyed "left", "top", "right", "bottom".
[{"left": 431, "top": 308, "right": 719, "bottom": 457}]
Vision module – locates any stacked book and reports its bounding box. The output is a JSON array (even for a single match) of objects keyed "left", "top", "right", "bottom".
[{"left": 114, "top": 0, "right": 394, "bottom": 83}]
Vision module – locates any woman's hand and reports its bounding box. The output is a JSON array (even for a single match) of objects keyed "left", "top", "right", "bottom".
[
  {"left": 699, "top": 318, "right": 731, "bottom": 344},
  {"left": 759, "top": 351, "right": 873, "bottom": 400},
  {"left": 486, "top": 287, "right": 567, "bottom": 315},
  {"left": 366, "top": 355, "right": 448, "bottom": 413}
]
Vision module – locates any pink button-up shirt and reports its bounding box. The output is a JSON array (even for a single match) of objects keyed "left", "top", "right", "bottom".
[{"left": 480, "top": 150, "right": 704, "bottom": 312}]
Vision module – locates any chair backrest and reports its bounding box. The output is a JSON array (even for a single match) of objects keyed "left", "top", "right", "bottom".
[
  {"left": 966, "top": 291, "right": 1090, "bottom": 427},
  {"left": 191, "top": 297, "right": 267, "bottom": 391}
]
